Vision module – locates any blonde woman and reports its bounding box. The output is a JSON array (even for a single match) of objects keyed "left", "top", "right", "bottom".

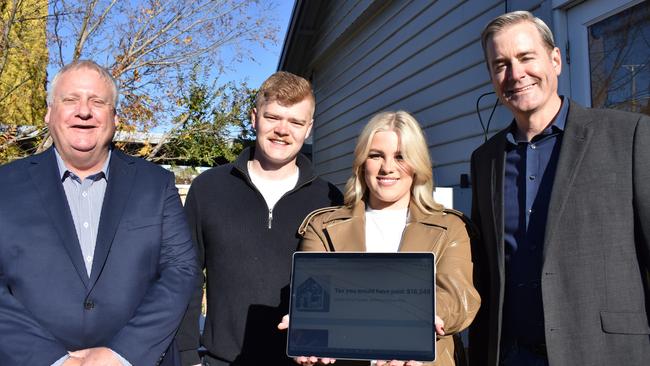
[{"left": 284, "top": 111, "right": 480, "bottom": 366}]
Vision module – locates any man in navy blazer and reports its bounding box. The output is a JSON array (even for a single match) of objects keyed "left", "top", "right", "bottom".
[
  {"left": 469, "top": 11, "right": 650, "bottom": 366},
  {"left": 0, "top": 60, "right": 198, "bottom": 365}
]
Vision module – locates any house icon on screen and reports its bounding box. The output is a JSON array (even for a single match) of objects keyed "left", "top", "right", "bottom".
[{"left": 296, "top": 277, "right": 330, "bottom": 312}]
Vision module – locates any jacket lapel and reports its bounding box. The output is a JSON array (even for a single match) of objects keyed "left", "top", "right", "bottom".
[
  {"left": 489, "top": 133, "right": 507, "bottom": 282},
  {"left": 543, "top": 102, "right": 592, "bottom": 261},
  {"left": 89, "top": 150, "right": 136, "bottom": 286},
  {"left": 323, "top": 202, "right": 366, "bottom": 251},
  {"left": 399, "top": 203, "right": 446, "bottom": 254},
  {"left": 28, "top": 148, "right": 90, "bottom": 287}
]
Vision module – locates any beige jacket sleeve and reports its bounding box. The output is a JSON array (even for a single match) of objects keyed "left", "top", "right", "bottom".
[{"left": 434, "top": 215, "right": 481, "bottom": 336}]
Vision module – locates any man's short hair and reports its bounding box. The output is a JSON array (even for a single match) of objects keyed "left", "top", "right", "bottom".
[
  {"left": 255, "top": 71, "right": 315, "bottom": 111},
  {"left": 48, "top": 60, "right": 119, "bottom": 108},
  {"left": 481, "top": 10, "right": 556, "bottom": 59}
]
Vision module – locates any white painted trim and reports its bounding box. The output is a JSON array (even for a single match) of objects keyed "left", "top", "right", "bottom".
[{"left": 552, "top": 0, "right": 586, "bottom": 10}]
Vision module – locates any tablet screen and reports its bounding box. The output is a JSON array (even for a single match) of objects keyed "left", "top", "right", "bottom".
[{"left": 287, "top": 252, "right": 435, "bottom": 361}]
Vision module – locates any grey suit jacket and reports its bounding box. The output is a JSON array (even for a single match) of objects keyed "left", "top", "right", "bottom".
[{"left": 468, "top": 101, "right": 650, "bottom": 365}]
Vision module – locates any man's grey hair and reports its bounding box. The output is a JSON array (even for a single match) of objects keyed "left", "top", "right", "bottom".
[
  {"left": 47, "top": 60, "right": 119, "bottom": 108},
  {"left": 481, "top": 10, "right": 556, "bottom": 59}
]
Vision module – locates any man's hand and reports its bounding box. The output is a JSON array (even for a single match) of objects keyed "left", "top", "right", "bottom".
[{"left": 68, "top": 347, "right": 122, "bottom": 366}]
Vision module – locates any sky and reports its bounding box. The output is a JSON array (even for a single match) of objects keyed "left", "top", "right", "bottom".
[
  {"left": 42, "top": 0, "right": 295, "bottom": 133},
  {"left": 219, "top": 1, "right": 295, "bottom": 89},
  {"left": 46, "top": 0, "right": 295, "bottom": 93}
]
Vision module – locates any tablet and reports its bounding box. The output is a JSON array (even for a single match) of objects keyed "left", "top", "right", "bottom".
[{"left": 287, "top": 252, "right": 436, "bottom": 362}]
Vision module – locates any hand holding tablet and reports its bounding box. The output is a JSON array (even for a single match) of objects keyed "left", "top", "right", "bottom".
[{"left": 279, "top": 314, "right": 441, "bottom": 366}]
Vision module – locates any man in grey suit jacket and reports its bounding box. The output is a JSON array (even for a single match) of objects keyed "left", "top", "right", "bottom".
[{"left": 468, "top": 11, "right": 650, "bottom": 366}]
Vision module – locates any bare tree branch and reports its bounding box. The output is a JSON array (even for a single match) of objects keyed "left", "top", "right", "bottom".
[
  {"left": 3, "top": 0, "right": 277, "bottom": 163},
  {"left": 0, "top": 76, "right": 32, "bottom": 103}
]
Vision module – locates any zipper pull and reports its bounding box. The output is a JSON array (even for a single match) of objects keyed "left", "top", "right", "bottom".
[{"left": 268, "top": 209, "right": 273, "bottom": 229}]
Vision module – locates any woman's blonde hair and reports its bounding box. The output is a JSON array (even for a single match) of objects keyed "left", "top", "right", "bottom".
[{"left": 343, "top": 110, "right": 443, "bottom": 214}]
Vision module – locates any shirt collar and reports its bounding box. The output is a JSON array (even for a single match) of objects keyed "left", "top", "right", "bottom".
[
  {"left": 506, "top": 95, "right": 569, "bottom": 145},
  {"left": 54, "top": 148, "right": 111, "bottom": 181}
]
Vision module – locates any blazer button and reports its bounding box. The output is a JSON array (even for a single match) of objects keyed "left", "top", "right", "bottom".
[{"left": 84, "top": 300, "right": 95, "bottom": 310}]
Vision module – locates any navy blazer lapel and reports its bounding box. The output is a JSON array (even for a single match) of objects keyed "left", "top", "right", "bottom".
[
  {"left": 89, "top": 150, "right": 136, "bottom": 286},
  {"left": 27, "top": 148, "right": 90, "bottom": 287},
  {"left": 543, "top": 102, "right": 593, "bottom": 261}
]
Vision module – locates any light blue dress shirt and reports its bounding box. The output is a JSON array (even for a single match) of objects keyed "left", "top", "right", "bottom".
[{"left": 51, "top": 148, "right": 131, "bottom": 366}]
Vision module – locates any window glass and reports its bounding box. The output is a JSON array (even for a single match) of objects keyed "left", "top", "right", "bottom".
[{"left": 589, "top": 1, "right": 650, "bottom": 115}]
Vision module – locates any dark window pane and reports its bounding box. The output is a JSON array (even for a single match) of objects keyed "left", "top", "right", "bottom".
[{"left": 589, "top": 1, "right": 650, "bottom": 116}]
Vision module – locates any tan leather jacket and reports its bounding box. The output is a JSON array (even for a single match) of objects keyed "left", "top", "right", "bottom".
[{"left": 298, "top": 201, "right": 481, "bottom": 366}]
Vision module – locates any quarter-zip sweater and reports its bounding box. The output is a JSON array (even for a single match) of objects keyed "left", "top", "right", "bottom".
[{"left": 177, "top": 147, "right": 343, "bottom": 366}]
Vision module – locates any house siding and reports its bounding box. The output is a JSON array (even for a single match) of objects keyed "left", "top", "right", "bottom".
[
  {"left": 282, "top": 0, "right": 557, "bottom": 189},
  {"left": 307, "top": 0, "right": 508, "bottom": 188}
]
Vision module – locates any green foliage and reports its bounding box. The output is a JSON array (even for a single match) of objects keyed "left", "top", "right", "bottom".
[
  {"left": 0, "top": 0, "right": 48, "bottom": 163},
  {"left": 157, "top": 70, "right": 256, "bottom": 166}
]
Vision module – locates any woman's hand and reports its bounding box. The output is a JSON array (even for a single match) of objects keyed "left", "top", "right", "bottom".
[
  {"left": 277, "top": 315, "right": 337, "bottom": 365},
  {"left": 293, "top": 356, "right": 337, "bottom": 365},
  {"left": 277, "top": 314, "right": 442, "bottom": 364},
  {"left": 277, "top": 314, "right": 290, "bottom": 331},
  {"left": 435, "top": 315, "right": 445, "bottom": 336},
  {"left": 375, "top": 361, "right": 422, "bottom": 366}
]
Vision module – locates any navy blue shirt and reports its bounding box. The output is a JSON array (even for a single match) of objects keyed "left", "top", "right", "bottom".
[{"left": 501, "top": 97, "right": 568, "bottom": 345}]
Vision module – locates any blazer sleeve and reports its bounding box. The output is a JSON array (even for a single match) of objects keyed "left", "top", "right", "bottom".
[
  {"left": 176, "top": 183, "right": 206, "bottom": 366},
  {"left": 0, "top": 161, "right": 69, "bottom": 364},
  {"left": 107, "top": 172, "right": 199, "bottom": 365},
  {"left": 0, "top": 271, "right": 68, "bottom": 364}
]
